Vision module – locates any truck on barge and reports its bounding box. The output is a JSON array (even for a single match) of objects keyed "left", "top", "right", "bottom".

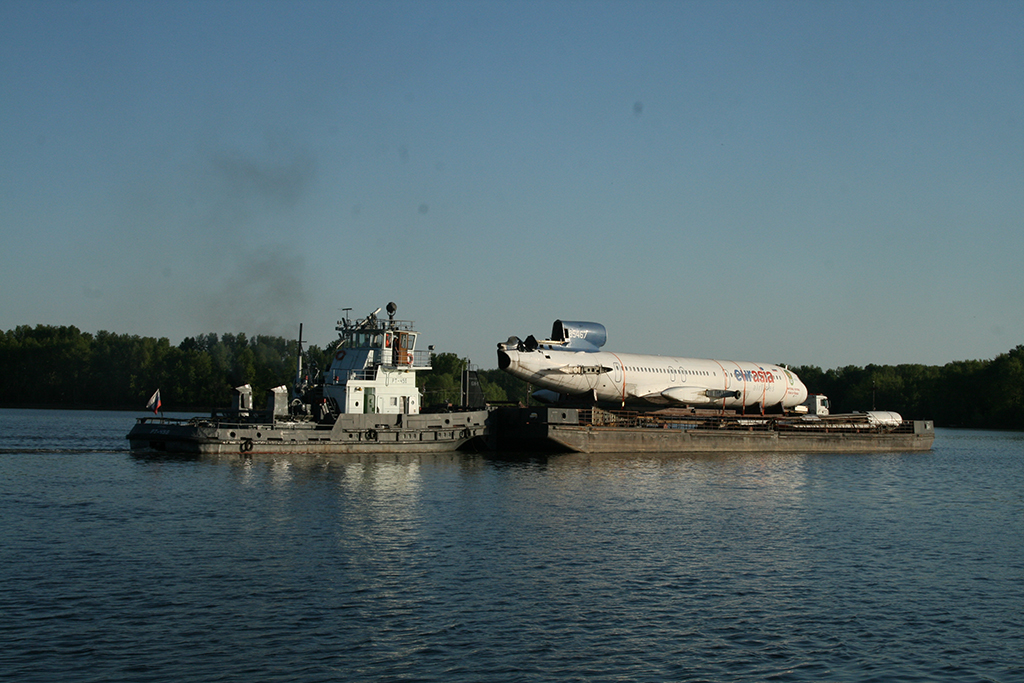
[{"left": 127, "top": 303, "right": 489, "bottom": 455}]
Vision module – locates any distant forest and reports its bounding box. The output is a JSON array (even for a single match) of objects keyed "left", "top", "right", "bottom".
[
  {"left": 1, "top": 324, "right": 1022, "bottom": 429},
  {"left": 0, "top": 324, "right": 523, "bottom": 412}
]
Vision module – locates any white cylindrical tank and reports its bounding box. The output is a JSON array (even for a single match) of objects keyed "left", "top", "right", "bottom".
[{"left": 866, "top": 411, "right": 903, "bottom": 427}]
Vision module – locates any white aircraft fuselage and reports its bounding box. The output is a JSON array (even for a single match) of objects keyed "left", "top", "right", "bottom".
[{"left": 497, "top": 320, "right": 808, "bottom": 411}]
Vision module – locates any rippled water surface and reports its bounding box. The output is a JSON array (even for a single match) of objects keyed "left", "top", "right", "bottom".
[{"left": 1, "top": 409, "right": 1022, "bottom": 682}]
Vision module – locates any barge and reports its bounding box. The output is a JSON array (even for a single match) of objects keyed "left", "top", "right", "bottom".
[
  {"left": 491, "top": 407, "right": 935, "bottom": 454},
  {"left": 127, "top": 303, "right": 489, "bottom": 455}
]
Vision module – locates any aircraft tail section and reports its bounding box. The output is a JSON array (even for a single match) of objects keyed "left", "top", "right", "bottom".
[{"left": 550, "top": 321, "right": 606, "bottom": 351}]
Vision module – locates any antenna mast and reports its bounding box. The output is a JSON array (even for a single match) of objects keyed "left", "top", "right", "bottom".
[{"left": 295, "top": 323, "right": 304, "bottom": 389}]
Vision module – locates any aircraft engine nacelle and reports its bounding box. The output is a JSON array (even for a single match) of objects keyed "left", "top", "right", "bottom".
[
  {"left": 661, "top": 386, "right": 741, "bottom": 404},
  {"left": 550, "top": 320, "right": 607, "bottom": 351}
]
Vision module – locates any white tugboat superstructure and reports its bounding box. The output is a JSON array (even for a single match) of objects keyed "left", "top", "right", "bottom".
[{"left": 322, "top": 302, "right": 427, "bottom": 416}]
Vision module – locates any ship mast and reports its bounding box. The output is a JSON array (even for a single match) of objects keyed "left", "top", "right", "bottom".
[{"left": 294, "top": 323, "right": 304, "bottom": 392}]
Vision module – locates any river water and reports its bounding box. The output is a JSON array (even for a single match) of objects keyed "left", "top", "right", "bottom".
[{"left": 1, "top": 408, "right": 1021, "bottom": 682}]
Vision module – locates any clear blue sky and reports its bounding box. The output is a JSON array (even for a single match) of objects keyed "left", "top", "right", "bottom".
[{"left": 2, "top": 0, "right": 1021, "bottom": 370}]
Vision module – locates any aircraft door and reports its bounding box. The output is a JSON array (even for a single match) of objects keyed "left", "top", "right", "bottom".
[
  {"left": 613, "top": 362, "right": 622, "bottom": 383},
  {"left": 721, "top": 361, "right": 739, "bottom": 407},
  {"left": 768, "top": 367, "right": 784, "bottom": 406}
]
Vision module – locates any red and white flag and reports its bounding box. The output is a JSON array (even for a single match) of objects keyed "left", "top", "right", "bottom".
[{"left": 146, "top": 389, "right": 162, "bottom": 414}]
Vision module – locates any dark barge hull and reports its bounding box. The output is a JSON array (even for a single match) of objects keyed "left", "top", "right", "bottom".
[
  {"left": 492, "top": 407, "right": 935, "bottom": 454},
  {"left": 127, "top": 410, "right": 490, "bottom": 455}
]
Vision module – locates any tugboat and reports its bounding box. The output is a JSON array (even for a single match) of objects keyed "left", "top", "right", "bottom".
[{"left": 127, "top": 303, "right": 489, "bottom": 454}]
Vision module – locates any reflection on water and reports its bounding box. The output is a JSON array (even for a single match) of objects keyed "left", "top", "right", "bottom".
[{"left": 1, "top": 412, "right": 1022, "bottom": 682}]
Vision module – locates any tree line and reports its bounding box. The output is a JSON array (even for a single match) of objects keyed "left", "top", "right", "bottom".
[
  {"left": 1, "top": 324, "right": 1021, "bottom": 429},
  {"left": 789, "top": 345, "right": 1024, "bottom": 429},
  {"left": 0, "top": 324, "right": 522, "bottom": 412}
]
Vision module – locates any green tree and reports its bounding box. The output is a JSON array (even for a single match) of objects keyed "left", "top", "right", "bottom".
[
  {"left": 479, "top": 368, "right": 529, "bottom": 404},
  {"left": 419, "top": 353, "right": 464, "bottom": 407}
]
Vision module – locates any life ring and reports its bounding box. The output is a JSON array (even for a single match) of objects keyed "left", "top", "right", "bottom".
[
  {"left": 335, "top": 349, "right": 346, "bottom": 361},
  {"left": 406, "top": 353, "right": 414, "bottom": 366}
]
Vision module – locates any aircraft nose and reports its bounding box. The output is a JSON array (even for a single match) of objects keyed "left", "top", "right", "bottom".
[{"left": 497, "top": 349, "right": 512, "bottom": 370}]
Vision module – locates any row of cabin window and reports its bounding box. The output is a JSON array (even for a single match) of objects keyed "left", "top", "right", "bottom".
[
  {"left": 622, "top": 366, "right": 782, "bottom": 382},
  {"left": 625, "top": 366, "right": 712, "bottom": 376}
]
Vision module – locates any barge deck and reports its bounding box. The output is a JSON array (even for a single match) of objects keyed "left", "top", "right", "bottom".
[{"left": 491, "top": 407, "right": 935, "bottom": 454}]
